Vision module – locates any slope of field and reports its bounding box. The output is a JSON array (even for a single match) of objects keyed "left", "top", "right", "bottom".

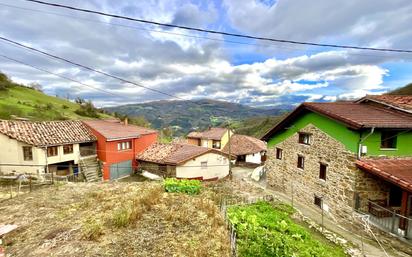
[
  {"left": 388, "top": 83, "right": 412, "bottom": 95},
  {"left": 230, "top": 116, "right": 283, "bottom": 138},
  {"left": 0, "top": 74, "right": 111, "bottom": 120},
  {"left": 0, "top": 182, "right": 230, "bottom": 257}
]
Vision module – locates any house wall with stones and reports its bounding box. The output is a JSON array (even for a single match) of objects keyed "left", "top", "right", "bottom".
[
  {"left": 266, "top": 124, "right": 389, "bottom": 222},
  {"left": 138, "top": 161, "right": 176, "bottom": 178}
]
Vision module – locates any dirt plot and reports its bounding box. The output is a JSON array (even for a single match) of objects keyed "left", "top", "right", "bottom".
[{"left": 0, "top": 182, "right": 230, "bottom": 257}]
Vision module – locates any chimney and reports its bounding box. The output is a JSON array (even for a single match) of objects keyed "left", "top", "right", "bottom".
[{"left": 124, "top": 117, "right": 128, "bottom": 126}]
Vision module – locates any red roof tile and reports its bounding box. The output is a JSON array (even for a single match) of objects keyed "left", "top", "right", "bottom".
[
  {"left": 262, "top": 101, "right": 412, "bottom": 140},
  {"left": 0, "top": 120, "right": 96, "bottom": 147},
  {"left": 222, "top": 134, "right": 267, "bottom": 155},
  {"left": 187, "top": 127, "right": 228, "bottom": 140},
  {"left": 83, "top": 120, "right": 157, "bottom": 141},
  {"left": 356, "top": 158, "right": 412, "bottom": 192},
  {"left": 359, "top": 95, "right": 412, "bottom": 113},
  {"left": 137, "top": 143, "right": 229, "bottom": 165}
]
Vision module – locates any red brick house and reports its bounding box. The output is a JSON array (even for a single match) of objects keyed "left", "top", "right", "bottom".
[{"left": 83, "top": 119, "right": 157, "bottom": 180}]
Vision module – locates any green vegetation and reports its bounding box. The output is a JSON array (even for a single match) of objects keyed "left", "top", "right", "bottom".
[
  {"left": 0, "top": 72, "right": 112, "bottom": 120},
  {"left": 230, "top": 115, "right": 283, "bottom": 138},
  {"left": 104, "top": 99, "right": 287, "bottom": 136},
  {"left": 228, "top": 202, "right": 347, "bottom": 257},
  {"left": 164, "top": 178, "right": 202, "bottom": 195},
  {"left": 388, "top": 83, "right": 412, "bottom": 95}
]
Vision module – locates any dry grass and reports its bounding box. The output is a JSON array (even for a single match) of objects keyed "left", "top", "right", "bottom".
[{"left": 0, "top": 182, "right": 230, "bottom": 257}]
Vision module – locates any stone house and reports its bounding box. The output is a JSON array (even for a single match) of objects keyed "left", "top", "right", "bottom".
[
  {"left": 261, "top": 95, "right": 412, "bottom": 237},
  {"left": 137, "top": 143, "right": 232, "bottom": 180},
  {"left": 222, "top": 134, "right": 267, "bottom": 165},
  {"left": 0, "top": 120, "right": 98, "bottom": 177}
]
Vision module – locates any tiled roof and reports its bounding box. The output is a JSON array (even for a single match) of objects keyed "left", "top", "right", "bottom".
[
  {"left": 262, "top": 101, "right": 412, "bottom": 140},
  {"left": 137, "top": 143, "right": 227, "bottom": 165},
  {"left": 359, "top": 95, "right": 412, "bottom": 113},
  {"left": 83, "top": 120, "right": 157, "bottom": 141},
  {"left": 187, "top": 127, "right": 228, "bottom": 140},
  {"left": 222, "top": 134, "right": 267, "bottom": 156},
  {"left": 0, "top": 120, "right": 96, "bottom": 147},
  {"left": 356, "top": 158, "right": 412, "bottom": 192}
]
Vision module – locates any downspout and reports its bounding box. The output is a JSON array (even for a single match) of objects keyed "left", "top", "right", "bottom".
[{"left": 357, "top": 127, "right": 375, "bottom": 159}]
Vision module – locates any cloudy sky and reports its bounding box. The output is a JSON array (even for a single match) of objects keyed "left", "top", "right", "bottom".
[{"left": 0, "top": 0, "right": 412, "bottom": 107}]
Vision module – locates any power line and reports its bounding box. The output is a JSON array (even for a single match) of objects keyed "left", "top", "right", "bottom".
[
  {"left": 0, "top": 53, "right": 132, "bottom": 99},
  {"left": 22, "top": 0, "right": 412, "bottom": 54},
  {"left": 2, "top": 2, "right": 408, "bottom": 61},
  {"left": 0, "top": 36, "right": 195, "bottom": 103}
]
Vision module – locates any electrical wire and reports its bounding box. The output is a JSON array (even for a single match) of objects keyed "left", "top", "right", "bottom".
[
  {"left": 21, "top": 0, "right": 412, "bottom": 54},
  {"left": 0, "top": 53, "right": 134, "bottom": 99},
  {"left": 2, "top": 2, "right": 408, "bottom": 60},
  {"left": 0, "top": 36, "right": 196, "bottom": 104}
]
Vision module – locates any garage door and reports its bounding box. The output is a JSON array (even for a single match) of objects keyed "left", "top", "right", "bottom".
[{"left": 110, "top": 160, "right": 133, "bottom": 180}]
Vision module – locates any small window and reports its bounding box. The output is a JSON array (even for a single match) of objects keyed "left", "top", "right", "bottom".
[
  {"left": 63, "top": 144, "right": 73, "bottom": 154},
  {"left": 201, "top": 161, "right": 208, "bottom": 169},
  {"left": 297, "top": 155, "right": 305, "bottom": 169},
  {"left": 117, "top": 141, "right": 132, "bottom": 151},
  {"left": 212, "top": 140, "right": 221, "bottom": 149},
  {"left": 319, "top": 163, "right": 327, "bottom": 180},
  {"left": 47, "top": 146, "right": 58, "bottom": 157},
  {"left": 380, "top": 131, "right": 397, "bottom": 149},
  {"left": 23, "top": 146, "right": 33, "bottom": 161},
  {"left": 276, "top": 148, "right": 283, "bottom": 160},
  {"left": 314, "top": 196, "right": 322, "bottom": 208},
  {"left": 298, "top": 133, "right": 311, "bottom": 145}
]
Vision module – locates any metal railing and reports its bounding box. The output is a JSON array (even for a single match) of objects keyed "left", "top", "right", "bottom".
[{"left": 357, "top": 199, "right": 411, "bottom": 241}]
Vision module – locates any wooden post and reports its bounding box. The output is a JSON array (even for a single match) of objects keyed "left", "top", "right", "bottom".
[
  {"left": 399, "top": 190, "right": 409, "bottom": 231},
  {"left": 29, "top": 176, "right": 32, "bottom": 192}
]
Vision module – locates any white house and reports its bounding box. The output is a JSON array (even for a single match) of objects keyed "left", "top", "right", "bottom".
[
  {"left": 222, "top": 134, "right": 267, "bottom": 165},
  {"left": 137, "top": 143, "right": 233, "bottom": 180},
  {"left": 0, "top": 120, "right": 97, "bottom": 176}
]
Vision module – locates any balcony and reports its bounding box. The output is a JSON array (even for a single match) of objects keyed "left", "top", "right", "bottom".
[{"left": 79, "top": 142, "right": 97, "bottom": 157}]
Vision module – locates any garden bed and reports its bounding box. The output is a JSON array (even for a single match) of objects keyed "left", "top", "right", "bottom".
[{"left": 227, "top": 201, "right": 348, "bottom": 257}]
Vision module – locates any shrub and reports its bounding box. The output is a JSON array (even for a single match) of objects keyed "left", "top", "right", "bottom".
[
  {"left": 111, "top": 206, "right": 132, "bottom": 228},
  {"left": 81, "top": 218, "right": 103, "bottom": 241},
  {"left": 164, "top": 178, "right": 201, "bottom": 195}
]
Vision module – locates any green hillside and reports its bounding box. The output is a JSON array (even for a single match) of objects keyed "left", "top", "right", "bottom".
[
  {"left": 387, "top": 83, "right": 412, "bottom": 95},
  {"left": 0, "top": 73, "right": 111, "bottom": 120},
  {"left": 230, "top": 116, "right": 283, "bottom": 138}
]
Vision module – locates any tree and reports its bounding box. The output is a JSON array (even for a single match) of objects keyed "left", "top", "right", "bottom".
[{"left": 28, "top": 82, "right": 43, "bottom": 92}]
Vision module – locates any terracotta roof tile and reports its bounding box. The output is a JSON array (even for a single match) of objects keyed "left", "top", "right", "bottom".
[
  {"left": 222, "top": 134, "right": 267, "bottom": 156},
  {"left": 187, "top": 127, "right": 228, "bottom": 140},
  {"left": 83, "top": 120, "right": 157, "bottom": 141},
  {"left": 304, "top": 102, "right": 412, "bottom": 129},
  {"left": 356, "top": 158, "right": 412, "bottom": 192},
  {"left": 137, "top": 143, "right": 227, "bottom": 165},
  {"left": 361, "top": 95, "right": 412, "bottom": 113},
  {"left": 0, "top": 120, "right": 96, "bottom": 147}
]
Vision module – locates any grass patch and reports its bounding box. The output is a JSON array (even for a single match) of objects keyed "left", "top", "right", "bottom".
[
  {"left": 164, "top": 178, "right": 201, "bottom": 195},
  {"left": 81, "top": 218, "right": 104, "bottom": 241},
  {"left": 227, "top": 202, "right": 347, "bottom": 257}
]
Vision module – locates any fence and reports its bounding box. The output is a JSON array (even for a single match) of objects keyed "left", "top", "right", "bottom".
[
  {"left": 356, "top": 198, "right": 412, "bottom": 242},
  {"left": 219, "top": 194, "right": 278, "bottom": 257}
]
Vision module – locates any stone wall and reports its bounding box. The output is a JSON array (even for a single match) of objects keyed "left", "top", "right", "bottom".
[
  {"left": 266, "top": 124, "right": 360, "bottom": 222},
  {"left": 139, "top": 161, "right": 176, "bottom": 178}
]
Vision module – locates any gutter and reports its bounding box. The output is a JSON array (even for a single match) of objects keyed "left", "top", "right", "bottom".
[{"left": 357, "top": 127, "right": 375, "bottom": 159}]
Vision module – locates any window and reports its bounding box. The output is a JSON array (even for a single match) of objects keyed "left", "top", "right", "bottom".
[
  {"left": 201, "top": 161, "right": 208, "bottom": 169},
  {"left": 117, "top": 141, "right": 132, "bottom": 151},
  {"left": 63, "top": 144, "right": 73, "bottom": 154},
  {"left": 319, "top": 163, "right": 327, "bottom": 180},
  {"left": 23, "top": 146, "right": 33, "bottom": 161},
  {"left": 276, "top": 148, "right": 283, "bottom": 160},
  {"left": 47, "top": 146, "right": 58, "bottom": 157},
  {"left": 212, "top": 140, "right": 221, "bottom": 149},
  {"left": 297, "top": 155, "right": 305, "bottom": 169},
  {"left": 298, "top": 133, "right": 311, "bottom": 145},
  {"left": 314, "top": 196, "right": 322, "bottom": 208},
  {"left": 380, "top": 131, "right": 397, "bottom": 149}
]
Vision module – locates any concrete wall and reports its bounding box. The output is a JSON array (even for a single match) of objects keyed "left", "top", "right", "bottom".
[
  {"left": 245, "top": 152, "right": 263, "bottom": 164},
  {"left": 176, "top": 152, "right": 229, "bottom": 180}
]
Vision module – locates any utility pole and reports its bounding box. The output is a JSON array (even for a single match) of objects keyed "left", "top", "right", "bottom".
[{"left": 227, "top": 121, "right": 233, "bottom": 180}]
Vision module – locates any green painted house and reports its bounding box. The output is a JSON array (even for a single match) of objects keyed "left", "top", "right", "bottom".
[{"left": 262, "top": 95, "right": 412, "bottom": 240}]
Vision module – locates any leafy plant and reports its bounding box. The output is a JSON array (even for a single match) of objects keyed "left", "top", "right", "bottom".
[
  {"left": 163, "top": 178, "right": 201, "bottom": 195},
  {"left": 227, "top": 202, "right": 347, "bottom": 257}
]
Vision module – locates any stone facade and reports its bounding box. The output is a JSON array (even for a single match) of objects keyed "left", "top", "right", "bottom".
[
  {"left": 266, "top": 124, "right": 390, "bottom": 222},
  {"left": 139, "top": 161, "right": 176, "bottom": 178}
]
